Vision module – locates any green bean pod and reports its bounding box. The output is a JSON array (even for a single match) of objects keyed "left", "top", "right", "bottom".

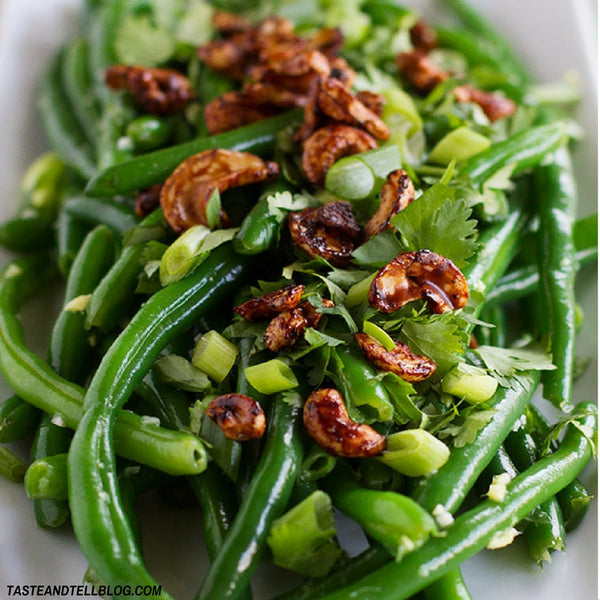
[
  {"left": 534, "top": 147, "right": 578, "bottom": 411},
  {"left": 68, "top": 244, "right": 252, "bottom": 596},
  {"left": 411, "top": 371, "right": 540, "bottom": 513},
  {"left": 85, "top": 110, "right": 304, "bottom": 197},
  {"left": 63, "top": 195, "right": 139, "bottom": 235},
  {"left": 458, "top": 122, "right": 567, "bottom": 187},
  {"left": 194, "top": 396, "right": 304, "bottom": 600},
  {"left": 315, "top": 403, "right": 597, "bottom": 600},
  {"left": 233, "top": 180, "right": 296, "bottom": 255},
  {"left": 0, "top": 394, "right": 41, "bottom": 443},
  {"left": 38, "top": 48, "right": 97, "bottom": 181},
  {"left": 0, "top": 253, "right": 209, "bottom": 476}
]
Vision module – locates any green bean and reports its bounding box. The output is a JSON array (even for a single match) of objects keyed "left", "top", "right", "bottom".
[
  {"left": 62, "top": 37, "right": 101, "bottom": 144},
  {"left": 87, "top": 0, "right": 136, "bottom": 170},
  {"left": 0, "top": 253, "right": 209, "bottom": 476},
  {"left": 233, "top": 179, "right": 297, "bottom": 255},
  {"left": 0, "top": 216, "right": 56, "bottom": 252},
  {"left": 0, "top": 395, "right": 41, "bottom": 443},
  {"left": 458, "top": 122, "right": 567, "bottom": 187},
  {"left": 412, "top": 371, "right": 540, "bottom": 512},
  {"left": 195, "top": 396, "right": 304, "bottom": 600},
  {"left": 85, "top": 110, "right": 304, "bottom": 197},
  {"left": 534, "top": 147, "right": 577, "bottom": 411},
  {"left": 442, "top": 0, "right": 531, "bottom": 85},
  {"left": 37, "top": 48, "right": 97, "bottom": 181},
  {"left": 56, "top": 209, "right": 90, "bottom": 276},
  {"left": 423, "top": 569, "right": 472, "bottom": 600},
  {"left": 0, "top": 446, "right": 28, "bottom": 483},
  {"left": 525, "top": 404, "right": 593, "bottom": 532},
  {"left": 68, "top": 244, "right": 252, "bottom": 595},
  {"left": 49, "top": 225, "right": 116, "bottom": 381},
  {"left": 25, "top": 451, "right": 69, "bottom": 500},
  {"left": 315, "top": 403, "right": 597, "bottom": 600},
  {"left": 63, "top": 195, "right": 139, "bottom": 235},
  {"left": 504, "top": 427, "right": 566, "bottom": 564}
]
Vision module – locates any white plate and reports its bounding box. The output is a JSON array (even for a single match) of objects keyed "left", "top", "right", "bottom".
[{"left": 0, "top": 1, "right": 597, "bottom": 599}]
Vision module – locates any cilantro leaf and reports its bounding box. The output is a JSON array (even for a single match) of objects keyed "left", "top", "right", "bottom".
[
  {"left": 438, "top": 408, "right": 497, "bottom": 448},
  {"left": 476, "top": 345, "right": 556, "bottom": 388},
  {"left": 384, "top": 311, "right": 469, "bottom": 376},
  {"left": 351, "top": 229, "right": 403, "bottom": 268},
  {"left": 391, "top": 183, "right": 479, "bottom": 268}
]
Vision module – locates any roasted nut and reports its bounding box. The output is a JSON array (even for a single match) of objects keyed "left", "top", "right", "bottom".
[
  {"left": 355, "top": 90, "right": 384, "bottom": 116},
  {"left": 211, "top": 10, "right": 252, "bottom": 35},
  {"left": 288, "top": 201, "right": 361, "bottom": 266},
  {"left": 328, "top": 56, "right": 356, "bottom": 88},
  {"left": 317, "top": 78, "right": 389, "bottom": 140},
  {"left": 396, "top": 50, "right": 449, "bottom": 95},
  {"left": 264, "top": 306, "right": 309, "bottom": 352},
  {"left": 160, "top": 149, "right": 279, "bottom": 233},
  {"left": 303, "top": 388, "right": 387, "bottom": 457},
  {"left": 234, "top": 284, "right": 305, "bottom": 321},
  {"left": 205, "top": 393, "right": 266, "bottom": 441},
  {"left": 453, "top": 85, "right": 517, "bottom": 122},
  {"left": 197, "top": 38, "right": 251, "bottom": 81},
  {"left": 135, "top": 183, "right": 163, "bottom": 218},
  {"left": 203, "top": 90, "right": 279, "bottom": 135},
  {"left": 363, "top": 168, "right": 415, "bottom": 241},
  {"left": 262, "top": 299, "right": 334, "bottom": 352},
  {"left": 302, "top": 124, "right": 378, "bottom": 186},
  {"left": 242, "top": 81, "right": 307, "bottom": 108},
  {"left": 105, "top": 65, "right": 195, "bottom": 115},
  {"left": 307, "top": 27, "right": 345, "bottom": 58},
  {"left": 409, "top": 19, "right": 439, "bottom": 52},
  {"left": 355, "top": 332, "right": 437, "bottom": 382},
  {"left": 368, "top": 250, "right": 469, "bottom": 314}
]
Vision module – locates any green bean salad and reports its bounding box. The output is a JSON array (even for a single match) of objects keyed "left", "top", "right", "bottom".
[{"left": 0, "top": 0, "right": 597, "bottom": 599}]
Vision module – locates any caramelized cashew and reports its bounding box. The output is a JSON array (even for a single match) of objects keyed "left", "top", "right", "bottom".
[
  {"left": 409, "top": 19, "right": 439, "bottom": 52},
  {"left": 363, "top": 168, "right": 415, "bottom": 241},
  {"left": 234, "top": 284, "right": 305, "bottom": 321},
  {"left": 263, "top": 299, "right": 334, "bottom": 352},
  {"left": 396, "top": 50, "right": 449, "bottom": 95},
  {"left": 368, "top": 250, "right": 469, "bottom": 314},
  {"left": 288, "top": 201, "right": 361, "bottom": 266},
  {"left": 301, "top": 124, "right": 378, "bottom": 186},
  {"left": 453, "top": 85, "right": 517, "bottom": 122},
  {"left": 205, "top": 393, "right": 266, "bottom": 441},
  {"left": 355, "top": 332, "right": 436, "bottom": 382},
  {"left": 160, "top": 149, "right": 279, "bottom": 233},
  {"left": 105, "top": 65, "right": 195, "bottom": 115},
  {"left": 303, "top": 388, "right": 387, "bottom": 457},
  {"left": 134, "top": 184, "right": 163, "bottom": 218},
  {"left": 203, "top": 91, "right": 279, "bottom": 135},
  {"left": 317, "top": 78, "right": 389, "bottom": 140}
]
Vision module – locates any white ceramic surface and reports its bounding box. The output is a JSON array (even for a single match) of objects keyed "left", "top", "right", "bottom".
[{"left": 0, "top": 1, "right": 597, "bottom": 599}]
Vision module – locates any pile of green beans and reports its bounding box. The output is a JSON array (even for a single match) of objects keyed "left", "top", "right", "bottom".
[{"left": 0, "top": 1, "right": 596, "bottom": 599}]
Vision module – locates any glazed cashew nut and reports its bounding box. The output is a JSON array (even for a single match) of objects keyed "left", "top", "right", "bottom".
[
  {"left": 234, "top": 284, "right": 305, "bottom": 321},
  {"left": 363, "top": 168, "right": 415, "bottom": 241},
  {"left": 160, "top": 149, "right": 279, "bottom": 233},
  {"left": 205, "top": 393, "right": 266, "bottom": 441},
  {"left": 355, "top": 332, "right": 437, "bottom": 383},
  {"left": 301, "top": 124, "right": 378, "bottom": 186},
  {"left": 368, "top": 250, "right": 469, "bottom": 314},
  {"left": 303, "top": 388, "right": 387, "bottom": 457}
]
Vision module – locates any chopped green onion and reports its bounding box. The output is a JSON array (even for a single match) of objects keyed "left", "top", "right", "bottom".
[
  {"left": 441, "top": 363, "right": 498, "bottom": 404},
  {"left": 24, "top": 453, "right": 68, "bottom": 499},
  {"left": 378, "top": 429, "right": 450, "bottom": 477},
  {"left": 428, "top": 126, "right": 491, "bottom": 165},
  {"left": 244, "top": 359, "right": 298, "bottom": 395},
  {"left": 325, "top": 145, "right": 402, "bottom": 201},
  {"left": 381, "top": 87, "right": 423, "bottom": 136},
  {"left": 363, "top": 320, "right": 396, "bottom": 351},
  {"left": 159, "top": 225, "right": 210, "bottom": 286},
  {"left": 154, "top": 354, "right": 212, "bottom": 392},
  {"left": 0, "top": 446, "right": 28, "bottom": 483},
  {"left": 325, "top": 157, "right": 375, "bottom": 200},
  {"left": 267, "top": 490, "right": 343, "bottom": 577},
  {"left": 192, "top": 330, "right": 239, "bottom": 383}
]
